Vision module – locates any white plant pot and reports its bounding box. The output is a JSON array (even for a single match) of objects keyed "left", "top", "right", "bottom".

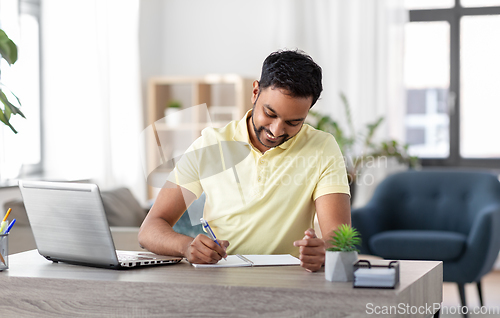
[
  {"left": 164, "top": 108, "right": 182, "bottom": 126},
  {"left": 325, "top": 251, "right": 358, "bottom": 282}
]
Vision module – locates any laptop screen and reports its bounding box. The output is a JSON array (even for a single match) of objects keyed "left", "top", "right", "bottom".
[{"left": 19, "top": 180, "right": 120, "bottom": 267}]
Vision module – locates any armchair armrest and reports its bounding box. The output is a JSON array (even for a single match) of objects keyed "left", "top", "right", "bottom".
[
  {"left": 351, "top": 205, "right": 388, "bottom": 255},
  {"left": 457, "top": 203, "right": 500, "bottom": 282}
]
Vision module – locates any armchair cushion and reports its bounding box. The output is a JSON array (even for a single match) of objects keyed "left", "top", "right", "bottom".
[{"left": 370, "top": 230, "right": 467, "bottom": 261}]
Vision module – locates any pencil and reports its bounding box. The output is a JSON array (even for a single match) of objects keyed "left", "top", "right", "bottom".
[
  {"left": 2, "top": 208, "right": 11, "bottom": 222},
  {"left": 0, "top": 252, "right": 5, "bottom": 266},
  {"left": 0, "top": 208, "right": 12, "bottom": 234}
]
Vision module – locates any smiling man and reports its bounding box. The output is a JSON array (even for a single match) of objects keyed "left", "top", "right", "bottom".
[{"left": 139, "top": 49, "right": 351, "bottom": 272}]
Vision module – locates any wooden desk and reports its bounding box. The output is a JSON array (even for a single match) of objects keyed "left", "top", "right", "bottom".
[{"left": 0, "top": 231, "right": 443, "bottom": 317}]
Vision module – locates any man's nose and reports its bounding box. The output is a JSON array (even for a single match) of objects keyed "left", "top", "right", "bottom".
[{"left": 269, "top": 120, "right": 285, "bottom": 137}]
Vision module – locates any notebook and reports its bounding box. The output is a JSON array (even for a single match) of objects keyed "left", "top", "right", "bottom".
[
  {"left": 191, "top": 254, "right": 300, "bottom": 268},
  {"left": 18, "top": 180, "right": 182, "bottom": 269}
]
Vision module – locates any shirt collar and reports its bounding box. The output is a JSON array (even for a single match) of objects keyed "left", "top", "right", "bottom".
[
  {"left": 233, "top": 109, "right": 252, "bottom": 144},
  {"left": 233, "top": 109, "right": 298, "bottom": 151}
]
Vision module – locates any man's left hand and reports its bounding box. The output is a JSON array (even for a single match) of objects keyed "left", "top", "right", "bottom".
[{"left": 293, "top": 228, "right": 325, "bottom": 272}]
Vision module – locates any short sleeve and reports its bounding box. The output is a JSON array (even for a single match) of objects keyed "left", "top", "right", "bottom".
[{"left": 312, "top": 135, "right": 350, "bottom": 201}]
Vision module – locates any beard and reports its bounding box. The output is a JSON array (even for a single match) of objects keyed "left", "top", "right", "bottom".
[{"left": 251, "top": 108, "right": 289, "bottom": 149}]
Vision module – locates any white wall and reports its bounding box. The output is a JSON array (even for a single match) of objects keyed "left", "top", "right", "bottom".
[
  {"left": 159, "top": 1, "right": 278, "bottom": 78},
  {"left": 138, "top": 0, "right": 281, "bottom": 95},
  {"left": 138, "top": 0, "right": 165, "bottom": 125},
  {"left": 138, "top": 0, "right": 340, "bottom": 116}
]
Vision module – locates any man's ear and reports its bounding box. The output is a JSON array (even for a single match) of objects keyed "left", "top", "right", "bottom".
[{"left": 251, "top": 80, "right": 260, "bottom": 104}]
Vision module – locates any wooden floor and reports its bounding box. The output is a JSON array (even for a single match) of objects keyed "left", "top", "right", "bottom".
[{"left": 441, "top": 270, "right": 500, "bottom": 317}]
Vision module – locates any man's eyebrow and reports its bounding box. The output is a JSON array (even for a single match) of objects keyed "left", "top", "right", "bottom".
[{"left": 264, "top": 105, "right": 305, "bottom": 122}]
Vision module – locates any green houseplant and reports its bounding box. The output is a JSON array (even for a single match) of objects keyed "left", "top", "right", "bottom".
[
  {"left": 166, "top": 100, "right": 182, "bottom": 110},
  {"left": 164, "top": 100, "right": 182, "bottom": 126},
  {"left": 325, "top": 224, "right": 361, "bottom": 282},
  {"left": 309, "top": 93, "right": 418, "bottom": 201},
  {"left": 0, "top": 28, "right": 25, "bottom": 133}
]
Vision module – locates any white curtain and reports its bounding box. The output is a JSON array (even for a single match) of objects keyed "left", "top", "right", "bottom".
[
  {"left": 276, "top": 0, "right": 406, "bottom": 140},
  {"left": 41, "top": 0, "right": 146, "bottom": 204},
  {"left": 274, "top": 0, "right": 407, "bottom": 206}
]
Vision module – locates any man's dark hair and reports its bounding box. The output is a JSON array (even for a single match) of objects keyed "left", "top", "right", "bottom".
[{"left": 259, "top": 49, "right": 322, "bottom": 108}]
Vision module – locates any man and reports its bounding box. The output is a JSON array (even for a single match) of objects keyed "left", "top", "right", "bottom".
[{"left": 138, "top": 49, "right": 351, "bottom": 272}]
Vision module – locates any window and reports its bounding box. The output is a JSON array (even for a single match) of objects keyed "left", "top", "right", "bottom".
[
  {"left": 404, "top": 21, "right": 450, "bottom": 158},
  {"left": 0, "top": 0, "right": 42, "bottom": 180},
  {"left": 404, "top": 0, "right": 500, "bottom": 167},
  {"left": 461, "top": 15, "right": 500, "bottom": 158}
]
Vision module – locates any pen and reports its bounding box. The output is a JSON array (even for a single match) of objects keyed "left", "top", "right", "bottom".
[
  {"left": 4, "top": 219, "right": 16, "bottom": 234},
  {"left": 200, "top": 218, "right": 227, "bottom": 261},
  {"left": 0, "top": 208, "right": 11, "bottom": 234}
]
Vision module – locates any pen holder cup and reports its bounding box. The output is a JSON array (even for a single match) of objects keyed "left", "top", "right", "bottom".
[{"left": 0, "top": 234, "right": 8, "bottom": 271}]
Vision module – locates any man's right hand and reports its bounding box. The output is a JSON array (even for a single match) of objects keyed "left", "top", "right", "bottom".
[
  {"left": 183, "top": 234, "right": 229, "bottom": 264},
  {"left": 138, "top": 184, "right": 230, "bottom": 263}
]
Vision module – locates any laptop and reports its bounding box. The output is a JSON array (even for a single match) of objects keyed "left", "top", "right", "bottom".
[{"left": 18, "top": 180, "right": 182, "bottom": 269}]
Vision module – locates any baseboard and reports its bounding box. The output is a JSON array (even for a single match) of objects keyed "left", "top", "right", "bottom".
[{"left": 494, "top": 252, "right": 500, "bottom": 270}]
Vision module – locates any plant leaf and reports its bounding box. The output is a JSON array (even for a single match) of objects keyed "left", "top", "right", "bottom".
[
  {"left": 6, "top": 86, "right": 22, "bottom": 108},
  {"left": 327, "top": 224, "right": 362, "bottom": 252},
  {"left": 0, "top": 29, "right": 18, "bottom": 65},
  {"left": 0, "top": 88, "right": 25, "bottom": 118},
  {"left": 4, "top": 97, "right": 12, "bottom": 120},
  {"left": 0, "top": 86, "right": 24, "bottom": 134},
  {"left": 310, "top": 92, "right": 420, "bottom": 177},
  {"left": 340, "top": 92, "right": 356, "bottom": 139},
  {"left": 0, "top": 108, "right": 17, "bottom": 133},
  {"left": 364, "top": 117, "right": 384, "bottom": 148}
]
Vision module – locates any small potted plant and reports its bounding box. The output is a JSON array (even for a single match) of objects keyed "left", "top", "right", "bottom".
[
  {"left": 325, "top": 224, "right": 361, "bottom": 282},
  {"left": 164, "top": 100, "right": 182, "bottom": 125}
]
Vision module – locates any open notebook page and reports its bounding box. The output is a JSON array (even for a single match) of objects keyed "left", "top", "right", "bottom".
[{"left": 191, "top": 254, "right": 300, "bottom": 268}]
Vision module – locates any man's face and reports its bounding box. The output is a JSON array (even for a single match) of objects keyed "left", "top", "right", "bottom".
[{"left": 249, "top": 81, "right": 312, "bottom": 153}]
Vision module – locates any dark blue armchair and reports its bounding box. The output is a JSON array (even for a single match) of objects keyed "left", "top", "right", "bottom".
[{"left": 352, "top": 170, "right": 500, "bottom": 310}]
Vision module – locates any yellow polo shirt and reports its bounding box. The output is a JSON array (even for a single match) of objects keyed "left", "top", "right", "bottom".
[{"left": 168, "top": 110, "right": 349, "bottom": 257}]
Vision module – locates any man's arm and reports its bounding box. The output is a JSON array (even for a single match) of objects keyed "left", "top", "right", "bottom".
[
  {"left": 138, "top": 182, "right": 228, "bottom": 264},
  {"left": 315, "top": 192, "right": 351, "bottom": 244},
  {"left": 294, "top": 193, "right": 351, "bottom": 272}
]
